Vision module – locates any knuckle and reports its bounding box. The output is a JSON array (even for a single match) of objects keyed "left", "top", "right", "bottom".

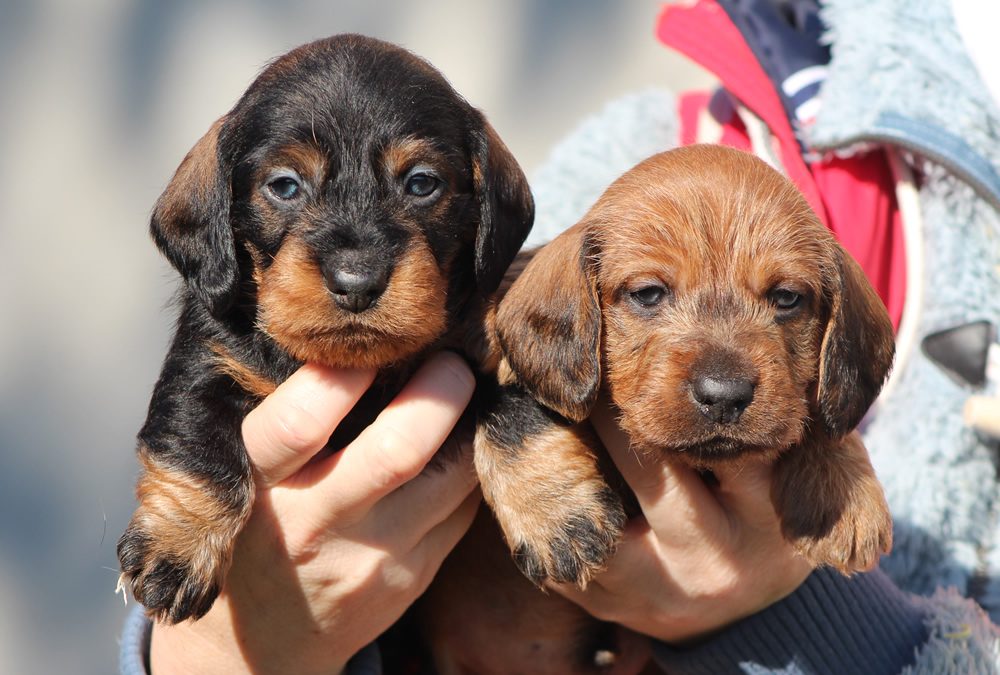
[
  {"left": 583, "top": 600, "right": 619, "bottom": 623},
  {"left": 367, "top": 426, "right": 424, "bottom": 492},
  {"left": 701, "top": 564, "right": 742, "bottom": 600},
  {"left": 413, "top": 561, "right": 439, "bottom": 595},
  {"left": 268, "top": 402, "right": 328, "bottom": 455},
  {"left": 364, "top": 550, "right": 423, "bottom": 598},
  {"left": 434, "top": 352, "right": 476, "bottom": 398},
  {"left": 407, "top": 547, "right": 443, "bottom": 594}
]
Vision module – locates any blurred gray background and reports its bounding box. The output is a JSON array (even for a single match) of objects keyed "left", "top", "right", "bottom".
[{"left": 0, "top": 1, "right": 710, "bottom": 672}]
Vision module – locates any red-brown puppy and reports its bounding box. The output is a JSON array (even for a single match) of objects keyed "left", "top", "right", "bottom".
[{"left": 476, "top": 144, "right": 895, "bottom": 589}]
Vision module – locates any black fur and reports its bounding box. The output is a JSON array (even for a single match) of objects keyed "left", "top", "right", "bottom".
[
  {"left": 477, "top": 381, "right": 572, "bottom": 450},
  {"left": 511, "top": 497, "right": 626, "bottom": 586}
]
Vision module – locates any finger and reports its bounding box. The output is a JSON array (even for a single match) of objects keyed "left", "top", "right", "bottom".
[
  {"left": 310, "top": 351, "right": 475, "bottom": 523},
  {"left": 414, "top": 489, "right": 482, "bottom": 572},
  {"left": 242, "top": 363, "right": 375, "bottom": 487},
  {"left": 711, "top": 460, "right": 781, "bottom": 527},
  {"left": 590, "top": 397, "right": 724, "bottom": 539},
  {"left": 549, "top": 578, "right": 618, "bottom": 621},
  {"left": 372, "top": 436, "right": 480, "bottom": 545}
]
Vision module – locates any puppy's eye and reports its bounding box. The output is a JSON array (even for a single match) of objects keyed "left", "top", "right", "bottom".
[
  {"left": 404, "top": 170, "right": 440, "bottom": 198},
  {"left": 629, "top": 284, "right": 669, "bottom": 308},
  {"left": 266, "top": 172, "right": 302, "bottom": 201},
  {"left": 769, "top": 289, "right": 802, "bottom": 311}
]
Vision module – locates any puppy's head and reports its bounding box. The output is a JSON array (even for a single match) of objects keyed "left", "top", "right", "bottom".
[
  {"left": 151, "top": 34, "right": 533, "bottom": 368},
  {"left": 498, "top": 145, "right": 894, "bottom": 465},
  {"left": 417, "top": 508, "right": 653, "bottom": 675}
]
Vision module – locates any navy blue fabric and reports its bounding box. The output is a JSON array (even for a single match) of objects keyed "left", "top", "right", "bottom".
[
  {"left": 651, "top": 567, "right": 928, "bottom": 675},
  {"left": 717, "top": 0, "right": 830, "bottom": 144}
]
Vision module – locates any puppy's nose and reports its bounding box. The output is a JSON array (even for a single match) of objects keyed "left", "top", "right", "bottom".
[
  {"left": 691, "top": 376, "right": 754, "bottom": 424},
  {"left": 323, "top": 267, "right": 388, "bottom": 313}
]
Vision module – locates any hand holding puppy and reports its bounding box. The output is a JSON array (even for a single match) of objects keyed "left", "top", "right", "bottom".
[
  {"left": 150, "top": 355, "right": 480, "bottom": 675},
  {"left": 551, "top": 399, "right": 813, "bottom": 645}
]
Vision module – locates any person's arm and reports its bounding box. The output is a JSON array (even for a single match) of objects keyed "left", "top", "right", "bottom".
[
  {"left": 119, "top": 605, "right": 384, "bottom": 675},
  {"left": 120, "top": 352, "right": 479, "bottom": 675}
]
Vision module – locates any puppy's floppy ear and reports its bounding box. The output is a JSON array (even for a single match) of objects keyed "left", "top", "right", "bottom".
[
  {"left": 150, "top": 117, "right": 238, "bottom": 317},
  {"left": 817, "top": 248, "right": 896, "bottom": 436},
  {"left": 496, "top": 222, "right": 601, "bottom": 422},
  {"left": 469, "top": 115, "right": 534, "bottom": 294}
]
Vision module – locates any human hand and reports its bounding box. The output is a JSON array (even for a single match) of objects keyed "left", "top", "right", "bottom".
[
  {"left": 551, "top": 398, "right": 813, "bottom": 645},
  {"left": 149, "top": 352, "right": 480, "bottom": 675}
]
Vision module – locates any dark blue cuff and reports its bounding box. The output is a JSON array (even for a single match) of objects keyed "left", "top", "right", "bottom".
[
  {"left": 119, "top": 605, "right": 151, "bottom": 675},
  {"left": 652, "top": 567, "right": 928, "bottom": 675}
]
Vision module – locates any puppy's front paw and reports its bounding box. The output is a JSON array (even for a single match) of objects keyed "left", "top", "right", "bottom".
[
  {"left": 783, "top": 471, "right": 892, "bottom": 573},
  {"left": 118, "top": 523, "right": 223, "bottom": 623},
  {"left": 117, "top": 456, "right": 253, "bottom": 623},
  {"left": 508, "top": 485, "right": 626, "bottom": 586},
  {"left": 774, "top": 433, "right": 892, "bottom": 574},
  {"left": 475, "top": 392, "right": 625, "bottom": 587}
]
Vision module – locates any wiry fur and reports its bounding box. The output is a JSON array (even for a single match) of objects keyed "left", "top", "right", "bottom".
[{"left": 479, "top": 145, "right": 896, "bottom": 587}]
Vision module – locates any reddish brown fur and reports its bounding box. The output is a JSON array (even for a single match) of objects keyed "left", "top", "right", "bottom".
[
  {"left": 255, "top": 235, "right": 448, "bottom": 369},
  {"left": 382, "top": 137, "right": 446, "bottom": 178},
  {"left": 588, "top": 151, "right": 829, "bottom": 465},
  {"left": 426, "top": 146, "right": 895, "bottom": 674},
  {"left": 208, "top": 342, "right": 277, "bottom": 400},
  {"left": 474, "top": 419, "right": 624, "bottom": 586},
  {"left": 420, "top": 509, "right": 654, "bottom": 675},
  {"left": 125, "top": 445, "right": 253, "bottom": 621},
  {"left": 495, "top": 225, "right": 603, "bottom": 422},
  {"left": 773, "top": 431, "right": 892, "bottom": 572},
  {"left": 154, "top": 119, "right": 225, "bottom": 240}
]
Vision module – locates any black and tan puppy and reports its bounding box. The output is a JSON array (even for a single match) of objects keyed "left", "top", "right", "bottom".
[
  {"left": 117, "top": 34, "right": 533, "bottom": 624},
  {"left": 476, "top": 144, "right": 895, "bottom": 589}
]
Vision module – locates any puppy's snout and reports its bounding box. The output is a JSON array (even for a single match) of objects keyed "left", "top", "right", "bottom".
[
  {"left": 323, "top": 266, "right": 388, "bottom": 313},
  {"left": 691, "top": 375, "right": 755, "bottom": 424}
]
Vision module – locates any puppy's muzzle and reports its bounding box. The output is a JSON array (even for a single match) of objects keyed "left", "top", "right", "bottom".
[
  {"left": 322, "top": 263, "right": 390, "bottom": 313},
  {"left": 691, "top": 374, "right": 755, "bottom": 424}
]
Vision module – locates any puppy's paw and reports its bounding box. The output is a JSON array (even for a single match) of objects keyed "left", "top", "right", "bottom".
[
  {"left": 118, "top": 524, "right": 224, "bottom": 622},
  {"left": 117, "top": 456, "right": 253, "bottom": 623},
  {"left": 500, "top": 480, "right": 626, "bottom": 587},
  {"left": 475, "top": 396, "right": 625, "bottom": 587},
  {"left": 774, "top": 433, "right": 892, "bottom": 574},
  {"left": 785, "top": 472, "right": 892, "bottom": 573}
]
